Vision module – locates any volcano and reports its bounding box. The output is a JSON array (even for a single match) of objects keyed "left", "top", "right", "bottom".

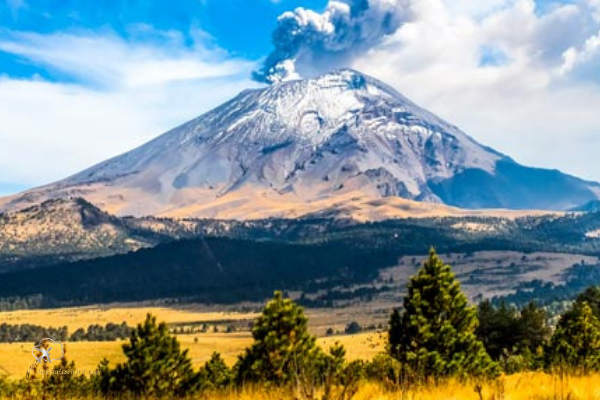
[{"left": 2, "top": 69, "right": 598, "bottom": 219}]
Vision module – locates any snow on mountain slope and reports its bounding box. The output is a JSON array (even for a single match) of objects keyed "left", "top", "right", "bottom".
[{"left": 1, "top": 69, "right": 598, "bottom": 218}]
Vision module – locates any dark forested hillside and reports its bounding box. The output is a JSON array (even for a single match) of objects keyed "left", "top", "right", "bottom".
[
  {"left": 3, "top": 194, "right": 600, "bottom": 273},
  {"left": 0, "top": 211, "right": 599, "bottom": 308},
  {"left": 0, "top": 237, "right": 394, "bottom": 306}
]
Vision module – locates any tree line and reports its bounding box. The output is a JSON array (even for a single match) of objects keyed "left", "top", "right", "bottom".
[
  {"left": 0, "top": 322, "right": 132, "bottom": 343},
  {"left": 2, "top": 249, "right": 600, "bottom": 399}
]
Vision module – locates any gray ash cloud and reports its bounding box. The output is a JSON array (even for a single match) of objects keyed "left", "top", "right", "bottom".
[{"left": 253, "top": 0, "right": 413, "bottom": 84}]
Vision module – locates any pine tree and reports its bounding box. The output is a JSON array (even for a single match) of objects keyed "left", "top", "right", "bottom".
[
  {"left": 321, "top": 343, "right": 364, "bottom": 400},
  {"left": 45, "top": 343, "right": 89, "bottom": 397},
  {"left": 98, "top": 313, "right": 199, "bottom": 397},
  {"left": 548, "top": 301, "right": 600, "bottom": 372},
  {"left": 517, "top": 301, "right": 550, "bottom": 355},
  {"left": 576, "top": 286, "right": 600, "bottom": 318},
  {"left": 388, "top": 249, "right": 497, "bottom": 380},
  {"left": 200, "top": 352, "right": 233, "bottom": 390},
  {"left": 476, "top": 300, "right": 520, "bottom": 360},
  {"left": 476, "top": 300, "right": 549, "bottom": 372},
  {"left": 235, "top": 291, "right": 321, "bottom": 384}
]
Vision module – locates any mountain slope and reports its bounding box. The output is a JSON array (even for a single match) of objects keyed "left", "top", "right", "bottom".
[
  {"left": 571, "top": 200, "right": 600, "bottom": 213},
  {"left": 430, "top": 159, "right": 600, "bottom": 210},
  {"left": 0, "top": 195, "right": 557, "bottom": 272},
  {"left": 0, "top": 198, "right": 165, "bottom": 271},
  {"left": 1, "top": 69, "right": 598, "bottom": 217}
]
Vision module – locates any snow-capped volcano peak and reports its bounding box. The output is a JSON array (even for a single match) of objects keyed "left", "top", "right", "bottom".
[
  {"left": 2, "top": 69, "right": 598, "bottom": 218},
  {"left": 65, "top": 69, "right": 500, "bottom": 199}
]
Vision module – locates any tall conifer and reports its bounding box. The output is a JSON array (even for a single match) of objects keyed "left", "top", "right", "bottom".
[
  {"left": 235, "top": 291, "right": 321, "bottom": 383},
  {"left": 548, "top": 301, "right": 600, "bottom": 372},
  {"left": 389, "top": 249, "right": 497, "bottom": 379}
]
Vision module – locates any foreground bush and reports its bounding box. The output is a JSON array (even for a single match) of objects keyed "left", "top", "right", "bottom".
[
  {"left": 318, "top": 343, "right": 364, "bottom": 400},
  {"left": 98, "top": 313, "right": 200, "bottom": 397},
  {"left": 365, "top": 353, "right": 406, "bottom": 391}
]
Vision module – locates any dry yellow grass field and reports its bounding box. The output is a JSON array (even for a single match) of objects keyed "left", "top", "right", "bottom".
[
  {"left": 3, "top": 306, "right": 600, "bottom": 399},
  {"left": 194, "top": 374, "right": 600, "bottom": 400},
  {"left": 0, "top": 331, "right": 384, "bottom": 381},
  {"left": 0, "top": 305, "right": 386, "bottom": 380},
  {"left": 2, "top": 369, "right": 599, "bottom": 399},
  {"left": 0, "top": 303, "right": 386, "bottom": 334},
  {"left": 0, "top": 305, "right": 257, "bottom": 331},
  {"left": 200, "top": 374, "right": 600, "bottom": 400}
]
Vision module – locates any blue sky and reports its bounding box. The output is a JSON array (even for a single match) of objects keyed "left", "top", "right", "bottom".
[
  {"left": 0, "top": 0, "right": 326, "bottom": 83},
  {"left": 1, "top": 0, "right": 600, "bottom": 196},
  {"left": 1, "top": 1, "right": 323, "bottom": 55}
]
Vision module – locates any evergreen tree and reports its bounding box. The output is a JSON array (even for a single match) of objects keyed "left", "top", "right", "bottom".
[
  {"left": 344, "top": 321, "right": 362, "bottom": 335},
  {"left": 388, "top": 249, "right": 497, "bottom": 380},
  {"left": 476, "top": 300, "right": 549, "bottom": 372},
  {"left": 235, "top": 291, "right": 321, "bottom": 384},
  {"left": 476, "top": 301, "right": 549, "bottom": 361},
  {"left": 200, "top": 352, "right": 233, "bottom": 390},
  {"left": 576, "top": 286, "right": 600, "bottom": 318},
  {"left": 476, "top": 300, "right": 520, "bottom": 360},
  {"left": 548, "top": 301, "right": 600, "bottom": 372},
  {"left": 321, "top": 343, "right": 364, "bottom": 400},
  {"left": 517, "top": 301, "right": 550, "bottom": 355},
  {"left": 97, "top": 313, "right": 199, "bottom": 397}
]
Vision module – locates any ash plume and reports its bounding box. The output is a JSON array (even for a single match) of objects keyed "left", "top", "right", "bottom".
[{"left": 253, "top": 0, "right": 413, "bottom": 84}]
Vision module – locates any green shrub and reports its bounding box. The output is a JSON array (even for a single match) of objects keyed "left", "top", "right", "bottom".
[
  {"left": 97, "top": 313, "right": 200, "bottom": 397},
  {"left": 319, "top": 343, "right": 364, "bottom": 400},
  {"left": 344, "top": 321, "right": 362, "bottom": 335},
  {"left": 365, "top": 353, "right": 406, "bottom": 391},
  {"left": 499, "top": 352, "right": 528, "bottom": 374},
  {"left": 44, "top": 344, "right": 91, "bottom": 397}
]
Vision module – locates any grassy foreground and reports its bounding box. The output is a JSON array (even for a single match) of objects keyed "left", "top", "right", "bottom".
[
  {"left": 204, "top": 374, "right": 600, "bottom": 400},
  {"left": 0, "top": 373, "right": 598, "bottom": 399}
]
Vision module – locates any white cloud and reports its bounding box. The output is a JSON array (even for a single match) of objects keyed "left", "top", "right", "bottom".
[
  {"left": 0, "top": 30, "right": 257, "bottom": 187},
  {"left": 0, "top": 30, "right": 253, "bottom": 88},
  {"left": 349, "top": 0, "right": 600, "bottom": 181},
  {"left": 560, "top": 29, "right": 600, "bottom": 78}
]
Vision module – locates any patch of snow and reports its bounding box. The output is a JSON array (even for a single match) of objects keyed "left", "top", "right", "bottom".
[{"left": 586, "top": 229, "right": 600, "bottom": 238}]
